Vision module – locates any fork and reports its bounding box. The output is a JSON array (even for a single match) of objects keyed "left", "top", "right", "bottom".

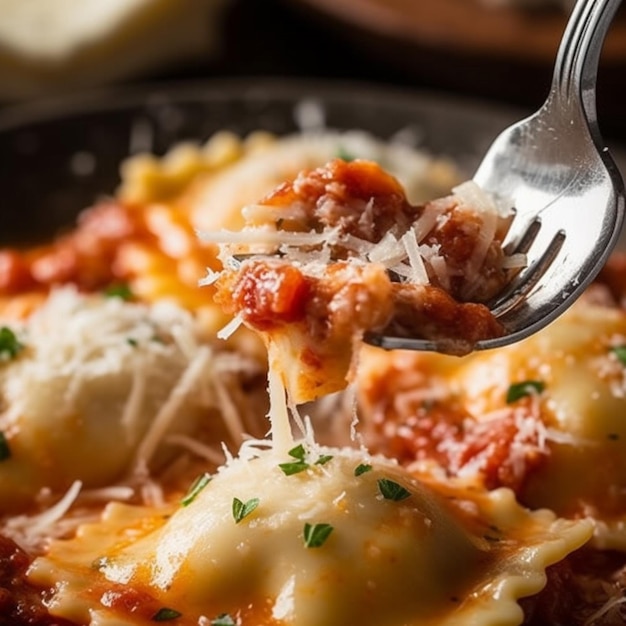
[{"left": 368, "top": 0, "right": 626, "bottom": 353}]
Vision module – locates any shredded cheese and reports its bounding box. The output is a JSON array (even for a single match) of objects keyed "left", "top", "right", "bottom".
[
  {"left": 217, "top": 313, "right": 244, "bottom": 340},
  {"left": 3, "top": 480, "right": 82, "bottom": 550},
  {"left": 132, "top": 346, "right": 213, "bottom": 474},
  {"left": 400, "top": 228, "right": 430, "bottom": 285},
  {"left": 164, "top": 433, "right": 225, "bottom": 465}
]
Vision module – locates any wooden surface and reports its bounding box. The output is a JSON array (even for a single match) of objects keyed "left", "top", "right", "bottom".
[
  {"left": 262, "top": 0, "right": 626, "bottom": 141},
  {"left": 290, "top": 0, "right": 626, "bottom": 64}
]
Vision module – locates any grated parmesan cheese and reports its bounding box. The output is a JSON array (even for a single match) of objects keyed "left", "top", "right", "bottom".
[
  {"left": 400, "top": 228, "right": 430, "bottom": 285},
  {"left": 452, "top": 180, "right": 513, "bottom": 218},
  {"left": 0, "top": 287, "right": 264, "bottom": 517},
  {"left": 3, "top": 480, "right": 82, "bottom": 550}
]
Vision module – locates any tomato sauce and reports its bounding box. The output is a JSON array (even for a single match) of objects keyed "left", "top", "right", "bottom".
[{"left": 0, "top": 534, "right": 73, "bottom": 626}]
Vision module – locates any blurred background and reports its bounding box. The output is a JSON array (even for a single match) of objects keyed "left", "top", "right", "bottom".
[{"left": 0, "top": 0, "right": 624, "bottom": 140}]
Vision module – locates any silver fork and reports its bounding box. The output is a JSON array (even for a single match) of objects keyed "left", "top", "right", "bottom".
[{"left": 369, "top": 0, "right": 626, "bottom": 353}]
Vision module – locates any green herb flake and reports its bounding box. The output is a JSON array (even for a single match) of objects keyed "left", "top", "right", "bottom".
[
  {"left": 232, "top": 497, "right": 260, "bottom": 523},
  {"left": 612, "top": 346, "right": 626, "bottom": 366},
  {"left": 211, "top": 615, "right": 236, "bottom": 626},
  {"left": 354, "top": 463, "right": 372, "bottom": 476},
  {"left": 104, "top": 283, "right": 133, "bottom": 300},
  {"left": 180, "top": 472, "right": 212, "bottom": 506},
  {"left": 378, "top": 478, "right": 411, "bottom": 501},
  {"left": 0, "top": 432, "right": 10, "bottom": 462},
  {"left": 287, "top": 444, "right": 306, "bottom": 461},
  {"left": 315, "top": 455, "right": 333, "bottom": 466},
  {"left": 303, "top": 522, "right": 334, "bottom": 548},
  {"left": 279, "top": 444, "right": 311, "bottom": 475},
  {"left": 152, "top": 607, "right": 182, "bottom": 622},
  {"left": 0, "top": 326, "right": 23, "bottom": 360},
  {"left": 506, "top": 380, "right": 545, "bottom": 404},
  {"left": 336, "top": 147, "right": 356, "bottom": 162},
  {"left": 278, "top": 461, "right": 310, "bottom": 476},
  {"left": 126, "top": 337, "right": 138, "bottom": 347}
]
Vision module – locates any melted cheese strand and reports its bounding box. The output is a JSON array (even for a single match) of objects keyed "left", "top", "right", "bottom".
[{"left": 267, "top": 366, "right": 294, "bottom": 453}]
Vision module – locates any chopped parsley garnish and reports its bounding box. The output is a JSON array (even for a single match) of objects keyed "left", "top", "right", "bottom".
[
  {"left": 288, "top": 444, "right": 306, "bottom": 460},
  {"left": 336, "top": 146, "right": 356, "bottom": 162},
  {"left": 378, "top": 478, "right": 411, "bottom": 501},
  {"left": 303, "top": 522, "right": 334, "bottom": 548},
  {"left": 279, "top": 445, "right": 333, "bottom": 475},
  {"left": 279, "top": 461, "right": 310, "bottom": 476},
  {"left": 126, "top": 337, "right": 138, "bottom": 347},
  {"left": 211, "top": 615, "right": 236, "bottom": 626},
  {"left": 0, "top": 432, "right": 10, "bottom": 462},
  {"left": 611, "top": 345, "right": 626, "bottom": 366},
  {"left": 0, "top": 326, "right": 23, "bottom": 360},
  {"left": 506, "top": 380, "right": 545, "bottom": 404},
  {"left": 315, "top": 455, "right": 333, "bottom": 466},
  {"left": 152, "top": 607, "right": 182, "bottom": 622},
  {"left": 232, "top": 497, "right": 260, "bottom": 523},
  {"left": 279, "top": 444, "right": 310, "bottom": 475},
  {"left": 180, "top": 472, "right": 211, "bottom": 506},
  {"left": 104, "top": 282, "right": 133, "bottom": 300},
  {"left": 354, "top": 463, "right": 372, "bottom": 476}
]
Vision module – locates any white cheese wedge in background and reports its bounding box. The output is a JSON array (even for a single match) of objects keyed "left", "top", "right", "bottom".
[{"left": 0, "top": 0, "right": 229, "bottom": 99}]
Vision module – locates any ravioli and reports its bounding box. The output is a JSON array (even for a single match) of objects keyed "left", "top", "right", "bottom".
[
  {"left": 207, "top": 159, "right": 518, "bottom": 403},
  {"left": 455, "top": 299, "right": 626, "bottom": 542},
  {"left": 358, "top": 295, "right": 626, "bottom": 547},
  {"left": 1, "top": 128, "right": 622, "bottom": 626},
  {"left": 182, "top": 130, "right": 461, "bottom": 235},
  {"left": 29, "top": 444, "right": 592, "bottom": 626},
  {"left": 0, "top": 287, "right": 260, "bottom": 513}
]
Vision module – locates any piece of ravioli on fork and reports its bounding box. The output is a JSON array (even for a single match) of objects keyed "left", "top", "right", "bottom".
[{"left": 206, "top": 158, "right": 522, "bottom": 403}]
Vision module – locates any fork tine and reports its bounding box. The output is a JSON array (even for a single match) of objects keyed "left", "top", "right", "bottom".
[
  {"left": 504, "top": 217, "right": 541, "bottom": 256},
  {"left": 366, "top": 228, "right": 568, "bottom": 352},
  {"left": 368, "top": 0, "right": 625, "bottom": 355},
  {"left": 490, "top": 229, "right": 566, "bottom": 317}
]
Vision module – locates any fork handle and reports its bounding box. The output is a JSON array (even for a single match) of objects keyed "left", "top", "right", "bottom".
[{"left": 552, "top": 0, "right": 622, "bottom": 118}]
